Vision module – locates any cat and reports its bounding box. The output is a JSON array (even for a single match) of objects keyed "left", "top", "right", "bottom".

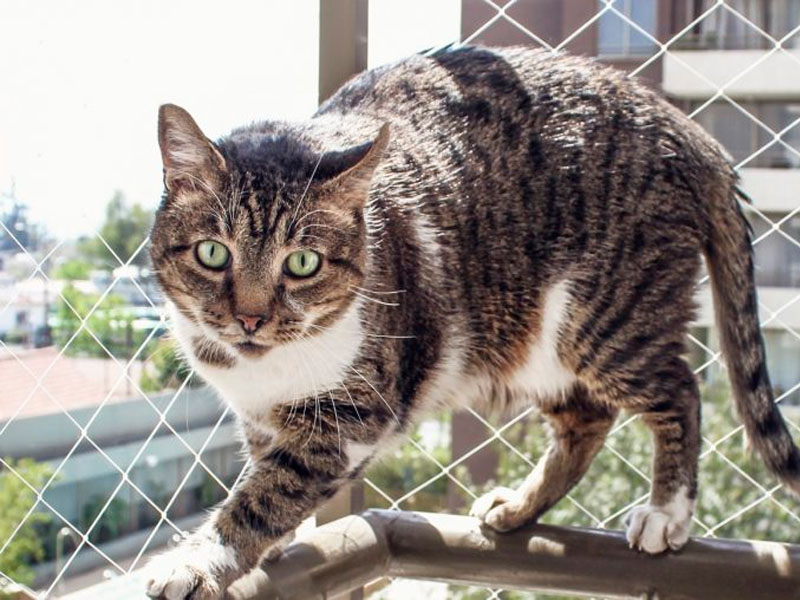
[{"left": 145, "top": 45, "right": 800, "bottom": 599}]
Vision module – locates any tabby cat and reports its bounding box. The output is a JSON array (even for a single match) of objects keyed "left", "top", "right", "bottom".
[{"left": 145, "top": 46, "right": 800, "bottom": 599}]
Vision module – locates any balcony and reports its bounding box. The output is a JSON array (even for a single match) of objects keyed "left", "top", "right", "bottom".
[
  {"left": 740, "top": 168, "right": 800, "bottom": 212},
  {"left": 663, "top": 49, "right": 800, "bottom": 100}
]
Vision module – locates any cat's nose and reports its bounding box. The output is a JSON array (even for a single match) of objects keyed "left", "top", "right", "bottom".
[{"left": 236, "top": 314, "right": 263, "bottom": 334}]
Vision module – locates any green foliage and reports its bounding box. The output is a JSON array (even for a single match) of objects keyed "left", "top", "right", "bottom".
[
  {"left": 51, "top": 283, "right": 152, "bottom": 359},
  {"left": 52, "top": 258, "right": 92, "bottom": 281},
  {"left": 139, "top": 338, "right": 201, "bottom": 392},
  {"left": 0, "top": 458, "right": 53, "bottom": 588},
  {"left": 77, "top": 191, "right": 152, "bottom": 267},
  {"left": 365, "top": 424, "right": 450, "bottom": 512},
  {"left": 196, "top": 473, "right": 226, "bottom": 508},
  {"left": 80, "top": 495, "right": 130, "bottom": 544},
  {"left": 367, "top": 381, "right": 800, "bottom": 599}
]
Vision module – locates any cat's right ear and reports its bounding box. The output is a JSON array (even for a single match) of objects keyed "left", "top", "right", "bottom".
[{"left": 158, "top": 104, "right": 226, "bottom": 193}]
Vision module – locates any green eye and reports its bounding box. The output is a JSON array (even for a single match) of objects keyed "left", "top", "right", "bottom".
[
  {"left": 284, "top": 250, "right": 321, "bottom": 278},
  {"left": 195, "top": 240, "right": 230, "bottom": 270}
]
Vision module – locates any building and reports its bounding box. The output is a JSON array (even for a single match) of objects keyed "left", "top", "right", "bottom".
[
  {"left": 461, "top": 0, "right": 800, "bottom": 402},
  {"left": 0, "top": 367, "right": 242, "bottom": 593}
]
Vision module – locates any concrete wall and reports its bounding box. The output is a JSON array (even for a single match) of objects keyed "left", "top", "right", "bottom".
[
  {"left": 664, "top": 50, "right": 800, "bottom": 99},
  {"left": 0, "top": 386, "right": 243, "bottom": 540}
]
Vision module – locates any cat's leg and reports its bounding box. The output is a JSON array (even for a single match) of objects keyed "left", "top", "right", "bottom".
[
  {"left": 144, "top": 392, "right": 386, "bottom": 600},
  {"left": 471, "top": 385, "right": 617, "bottom": 532},
  {"left": 618, "top": 357, "right": 700, "bottom": 554}
]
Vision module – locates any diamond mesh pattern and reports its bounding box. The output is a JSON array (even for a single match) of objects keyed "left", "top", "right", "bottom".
[{"left": 1, "top": 2, "right": 799, "bottom": 598}]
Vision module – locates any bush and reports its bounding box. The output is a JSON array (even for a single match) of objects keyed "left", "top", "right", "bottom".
[
  {"left": 0, "top": 458, "right": 53, "bottom": 589},
  {"left": 139, "top": 338, "right": 202, "bottom": 392},
  {"left": 51, "top": 284, "right": 154, "bottom": 359}
]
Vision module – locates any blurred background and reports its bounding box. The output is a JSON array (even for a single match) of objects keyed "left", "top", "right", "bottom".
[{"left": 1, "top": 1, "right": 799, "bottom": 598}]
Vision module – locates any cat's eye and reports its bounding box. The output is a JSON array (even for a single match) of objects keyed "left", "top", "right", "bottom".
[
  {"left": 195, "top": 240, "right": 230, "bottom": 270},
  {"left": 284, "top": 250, "right": 321, "bottom": 278}
]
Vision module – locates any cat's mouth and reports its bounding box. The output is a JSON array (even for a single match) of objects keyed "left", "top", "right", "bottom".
[{"left": 234, "top": 341, "right": 272, "bottom": 357}]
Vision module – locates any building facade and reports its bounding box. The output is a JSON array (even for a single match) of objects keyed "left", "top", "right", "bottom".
[{"left": 461, "top": 0, "right": 800, "bottom": 402}]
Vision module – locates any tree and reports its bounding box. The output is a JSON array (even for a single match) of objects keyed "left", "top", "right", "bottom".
[
  {"left": 139, "top": 338, "right": 202, "bottom": 392},
  {"left": 0, "top": 458, "right": 53, "bottom": 591},
  {"left": 78, "top": 191, "right": 153, "bottom": 268},
  {"left": 51, "top": 258, "right": 92, "bottom": 281},
  {"left": 52, "top": 283, "right": 152, "bottom": 359}
]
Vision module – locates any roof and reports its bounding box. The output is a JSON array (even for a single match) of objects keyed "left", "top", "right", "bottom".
[{"left": 0, "top": 346, "right": 143, "bottom": 422}]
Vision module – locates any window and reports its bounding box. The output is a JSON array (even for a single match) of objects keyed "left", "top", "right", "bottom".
[
  {"left": 696, "top": 0, "right": 800, "bottom": 49},
  {"left": 598, "top": 0, "right": 657, "bottom": 56},
  {"left": 692, "top": 101, "right": 800, "bottom": 169}
]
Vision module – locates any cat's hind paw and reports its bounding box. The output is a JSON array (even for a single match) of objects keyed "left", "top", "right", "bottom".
[
  {"left": 469, "top": 486, "right": 529, "bottom": 532},
  {"left": 625, "top": 500, "right": 692, "bottom": 554}
]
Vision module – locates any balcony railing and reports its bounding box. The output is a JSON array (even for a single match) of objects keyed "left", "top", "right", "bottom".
[{"left": 220, "top": 510, "right": 800, "bottom": 600}]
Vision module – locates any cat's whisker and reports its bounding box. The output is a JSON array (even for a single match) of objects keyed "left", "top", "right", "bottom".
[
  {"left": 296, "top": 329, "right": 366, "bottom": 433},
  {"left": 350, "top": 285, "right": 406, "bottom": 295},
  {"left": 349, "top": 289, "right": 400, "bottom": 307},
  {"left": 303, "top": 395, "right": 321, "bottom": 448},
  {"left": 290, "top": 330, "right": 337, "bottom": 450},
  {"left": 230, "top": 180, "right": 245, "bottom": 229},
  {"left": 341, "top": 380, "right": 366, "bottom": 430},
  {"left": 298, "top": 327, "right": 400, "bottom": 426},
  {"left": 328, "top": 390, "right": 342, "bottom": 456},
  {"left": 285, "top": 331, "right": 320, "bottom": 434},
  {"left": 306, "top": 321, "right": 415, "bottom": 341},
  {"left": 172, "top": 169, "right": 230, "bottom": 229},
  {"left": 289, "top": 153, "right": 324, "bottom": 231},
  {"left": 278, "top": 334, "right": 306, "bottom": 430},
  {"left": 293, "top": 208, "right": 341, "bottom": 228}
]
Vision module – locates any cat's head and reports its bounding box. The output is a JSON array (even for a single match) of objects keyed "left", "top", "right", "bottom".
[{"left": 150, "top": 104, "right": 389, "bottom": 358}]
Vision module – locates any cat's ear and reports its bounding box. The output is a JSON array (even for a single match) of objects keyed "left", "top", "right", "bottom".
[
  {"left": 320, "top": 123, "right": 390, "bottom": 205},
  {"left": 158, "top": 104, "right": 226, "bottom": 193}
]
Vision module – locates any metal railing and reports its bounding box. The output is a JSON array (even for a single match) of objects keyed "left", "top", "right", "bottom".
[{"left": 222, "top": 510, "right": 800, "bottom": 600}]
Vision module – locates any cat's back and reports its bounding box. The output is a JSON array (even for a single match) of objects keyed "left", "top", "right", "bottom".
[
  {"left": 313, "top": 46, "right": 736, "bottom": 384},
  {"left": 318, "top": 45, "right": 729, "bottom": 200}
]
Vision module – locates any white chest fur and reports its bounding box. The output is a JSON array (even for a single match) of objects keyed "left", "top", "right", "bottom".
[{"left": 170, "top": 301, "right": 363, "bottom": 420}]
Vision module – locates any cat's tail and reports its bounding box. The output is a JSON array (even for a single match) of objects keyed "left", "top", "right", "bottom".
[{"left": 705, "top": 181, "right": 800, "bottom": 494}]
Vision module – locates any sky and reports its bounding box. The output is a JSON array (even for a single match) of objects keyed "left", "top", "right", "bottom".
[{"left": 0, "top": 0, "right": 459, "bottom": 241}]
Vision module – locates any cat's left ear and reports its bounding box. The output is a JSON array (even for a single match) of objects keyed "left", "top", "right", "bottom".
[{"left": 320, "top": 123, "right": 390, "bottom": 205}]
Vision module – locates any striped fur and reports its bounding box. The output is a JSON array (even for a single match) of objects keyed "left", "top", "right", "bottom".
[{"left": 146, "top": 46, "right": 799, "bottom": 598}]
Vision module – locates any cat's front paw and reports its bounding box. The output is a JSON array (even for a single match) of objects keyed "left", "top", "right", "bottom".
[
  {"left": 469, "top": 486, "right": 529, "bottom": 532},
  {"left": 145, "top": 536, "right": 240, "bottom": 600},
  {"left": 625, "top": 503, "right": 692, "bottom": 554}
]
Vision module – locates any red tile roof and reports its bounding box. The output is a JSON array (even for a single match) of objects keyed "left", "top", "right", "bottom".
[{"left": 0, "top": 346, "right": 144, "bottom": 421}]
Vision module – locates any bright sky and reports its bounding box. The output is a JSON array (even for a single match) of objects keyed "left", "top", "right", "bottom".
[{"left": 0, "top": 0, "right": 459, "bottom": 240}]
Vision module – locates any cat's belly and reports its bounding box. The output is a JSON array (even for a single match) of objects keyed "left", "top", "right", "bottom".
[{"left": 427, "top": 279, "right": 576, "bottom": 410}]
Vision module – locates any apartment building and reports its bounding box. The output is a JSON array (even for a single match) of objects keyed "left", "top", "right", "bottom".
[{"left": 462, "top": 0, "right": 800, "bottom": 401}]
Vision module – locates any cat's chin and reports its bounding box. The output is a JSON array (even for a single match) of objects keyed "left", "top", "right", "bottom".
[{"left": 234, "top": 341, "right": 272, "bottom": 358}]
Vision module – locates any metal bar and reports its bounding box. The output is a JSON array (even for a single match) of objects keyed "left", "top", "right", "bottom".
[
  {"left": 318, "top": 0, "right": 369, "bottom": 104},
  {"left": 315, "top": 485, "right": 366, "bottom": 600},
  {"left": 225, "top": 510, "right": 390, "bottom": 600},
  {"left": 225, "top": 509, "right": 800, "bottom": 600}
]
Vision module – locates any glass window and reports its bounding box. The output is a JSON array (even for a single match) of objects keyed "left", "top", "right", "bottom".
[
  {"left": 697, "top": 0, "right": 800, "bottom": 49},
  {"left": 598, "top": 0, "right": 657, "bottom": 56}
]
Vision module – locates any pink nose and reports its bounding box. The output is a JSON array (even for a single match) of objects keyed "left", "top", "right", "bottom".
[{"left": 236, "top": 314, "right": 263, "bottom": 334}]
